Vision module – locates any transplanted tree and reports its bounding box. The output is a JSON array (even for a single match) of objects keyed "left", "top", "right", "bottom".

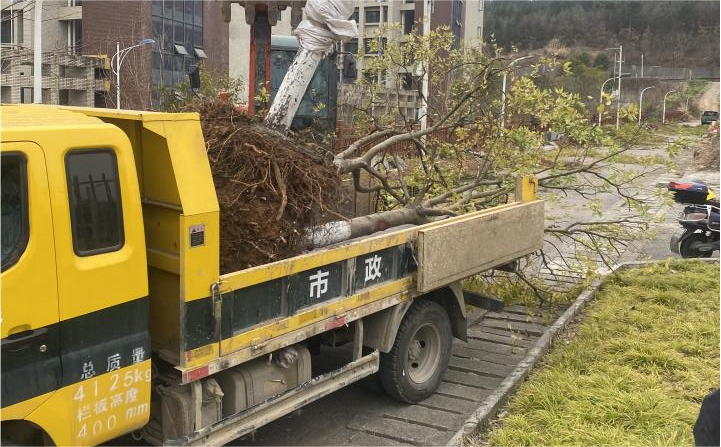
[{"left": 303, "top": 26, "right": 682, "bottom": 296}]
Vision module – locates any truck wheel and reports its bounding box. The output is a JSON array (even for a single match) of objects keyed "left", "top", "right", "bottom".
[
  {"left": 680, "top": 233, "right": 714, "bottom": 258},
  {"left": 379, "top": 300, "right": 452, "bottom": 403}
]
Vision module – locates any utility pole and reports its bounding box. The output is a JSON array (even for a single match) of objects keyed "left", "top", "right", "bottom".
[
  {"left": 641, "top": 53, "right": 644, "bottom": 78},
  {"left": 10, "top": 0, "right": 15, "bottom": 46},
  {"left": 608, "top": 45, "right": 624, "bottom": 129},
  {"left": 616, "top": 46, "right": 623, "bottom": 129},
  {"left": 638, "top": 86, "right": 655, "bottom": 125},
  {"left": 419, "top": 0, "right": 432, "bottom": 132},
  {"left": 33, "top": 0, "right": 42, "bottom": 103},
  {"left": 116, "top": 41, "right": 120, "bottom": 110}
]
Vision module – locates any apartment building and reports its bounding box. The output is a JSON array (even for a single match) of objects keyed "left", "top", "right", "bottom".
[
  {"left": 0, "top": 0, "right": 106, "bottom": 105},
  {"left": 465, "top": 0, "right": 484, "bottom": 45},
  {"left": 1, "top": 0, "right": 229, "bottom": 109}
]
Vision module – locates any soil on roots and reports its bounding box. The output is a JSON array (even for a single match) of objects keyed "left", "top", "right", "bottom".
[{"left": 188, "top": 100, "right": 344, "bottom": 273}]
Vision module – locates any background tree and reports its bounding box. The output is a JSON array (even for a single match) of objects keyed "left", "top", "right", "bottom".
[{"left": 484, "top": 1, "right": 719, "bottom": 69}]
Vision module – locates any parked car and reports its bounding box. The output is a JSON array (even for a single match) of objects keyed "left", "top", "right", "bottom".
[{"left": 701, "top": 111, "right": 719, "bottom": 125}]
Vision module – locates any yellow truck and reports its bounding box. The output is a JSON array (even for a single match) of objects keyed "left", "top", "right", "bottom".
[{"left": 0, "top": 104, "right": 544, "bottom": 446}]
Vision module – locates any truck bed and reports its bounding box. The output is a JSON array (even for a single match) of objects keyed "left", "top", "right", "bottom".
[{"left": 178, "top": 199, "right": 544, "bottom": 383}]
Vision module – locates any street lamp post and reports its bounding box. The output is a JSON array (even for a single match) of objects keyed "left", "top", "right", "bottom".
[
  {"left": 638, "top": 86, "right": 655, "bottom": 125},
  {"left": 598, "top": 76, "right": 615, "bottom": 125},
  {"left": 500, "top": 55, "right": 534, "bottom": 128},
  {"left": 111, "top": 38, "right": 156, "bottom": 110},
  {"left": 662, "top": 89, "right": 676, "bottom": 125}
]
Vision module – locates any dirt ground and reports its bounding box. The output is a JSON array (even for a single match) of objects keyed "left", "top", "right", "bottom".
[
  {"left": 694, "top": 82, "right": 720, "bottom": 112},
  {"left": 692, "top": 135, "right": 720, "bottom": 171}
]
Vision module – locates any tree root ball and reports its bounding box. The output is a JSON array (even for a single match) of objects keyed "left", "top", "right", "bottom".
[{"left": 188, "top": 100, "right": 344, "bottom": 273}]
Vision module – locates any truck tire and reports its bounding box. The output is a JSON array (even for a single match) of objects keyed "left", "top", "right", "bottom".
[{"left": 379, "top": 300, "right": 452, "bottom": 403}]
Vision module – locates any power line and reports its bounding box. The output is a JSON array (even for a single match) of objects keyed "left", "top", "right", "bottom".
[
  {"left": 1, "top": 0, "right": 29, "bottom": 12},
  {"left": 0, "top": 3, "right": 34, "bottom": 21}
]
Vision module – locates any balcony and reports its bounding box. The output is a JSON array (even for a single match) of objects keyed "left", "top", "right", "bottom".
[{"left": 57, "top": 5, "right": 82, "bottom": 21}]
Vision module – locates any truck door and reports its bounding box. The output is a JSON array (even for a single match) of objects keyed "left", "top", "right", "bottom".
[
  {"left": 36, "top": 136, "right": 151, "bottom": 446},
  {"left": 0, "top": 143, "right": 61, "bottom": 419}
]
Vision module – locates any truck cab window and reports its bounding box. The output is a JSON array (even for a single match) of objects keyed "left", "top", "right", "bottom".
[
  {"left": 1, "top": 154, "right": 29, "bottom": 271},
  {"left": 66, "top": 150, "right": 124, "bottom": 255}
]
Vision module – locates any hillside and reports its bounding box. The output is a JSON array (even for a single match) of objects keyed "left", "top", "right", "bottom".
[{"left": 484, "top": 1, "right": 720, "bottom": 70}]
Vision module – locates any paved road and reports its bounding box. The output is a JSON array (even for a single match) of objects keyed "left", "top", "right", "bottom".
[
  {"left": 229, "top": 130, "right": 716, "bottom": 447},
  {"left": 230, "top": 305, "right": 566, "bottom": 446}
]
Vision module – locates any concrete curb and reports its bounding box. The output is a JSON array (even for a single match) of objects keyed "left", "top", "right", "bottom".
[{"left": 446, "top": 258, "right": 719, "bottom": 446}]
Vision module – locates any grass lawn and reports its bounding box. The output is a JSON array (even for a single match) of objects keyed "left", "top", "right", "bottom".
[{"left": 478, "top": 260, "right": 720, "bottom": 447}]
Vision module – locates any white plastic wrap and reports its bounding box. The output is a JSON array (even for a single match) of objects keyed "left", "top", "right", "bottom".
[{"left": 293, "top": 0, "right": 358, "bottom": 54}]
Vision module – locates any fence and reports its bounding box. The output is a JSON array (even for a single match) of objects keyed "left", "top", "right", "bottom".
[{"left": 623, "top": 64, "right": 719, "bottom": 80}]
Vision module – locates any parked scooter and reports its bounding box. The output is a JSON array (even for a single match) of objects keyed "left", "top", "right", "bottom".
[{"left": 668, "top": 181, "right": 720, "bottom": 258}]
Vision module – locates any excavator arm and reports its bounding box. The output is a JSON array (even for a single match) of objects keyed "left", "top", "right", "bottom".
[{"left": 223, "top": 0, "right": 356, "bottom": 133}]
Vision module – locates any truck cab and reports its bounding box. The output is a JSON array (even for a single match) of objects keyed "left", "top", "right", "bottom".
[{"left": 1, "top": 106, "right": 151, "bottom": 445}]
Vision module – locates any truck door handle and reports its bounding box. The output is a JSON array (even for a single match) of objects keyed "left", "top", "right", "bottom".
[{"left": 2, "top": 327, "right": 48, "bottom": 352}]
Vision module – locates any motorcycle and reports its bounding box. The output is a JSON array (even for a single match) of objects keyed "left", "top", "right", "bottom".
[{"left": 668, "top": 181, "right": 720, "bottom": 258}]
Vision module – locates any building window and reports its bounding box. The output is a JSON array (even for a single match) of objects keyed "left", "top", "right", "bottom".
[
  {"left": 350, "top": 7, "right": 359, "bottom": 23},
  {"left": 1, "top": 153, "right": 29, "bottom": 272},
  {"left": 65, "top": 150, "right": 124, "bottom": 256},
  {"left": 344, "top": 38, "right": 359, "bottom": 55},
  {"left": 402, "top": 9, "right": 415, "bottom": 35},
  {"left": 1, "top": 10, "right": 12, "bottom": 44},
  {"left": 365, "top": 7, "right": 380, "bottom": 24},
  {"left": 152, "top": 0, "right": 204, "bottom": 96},
  {"left": 451, "top": 0, "right": 463, "bottom": 48},
  {"left": 364, "top": 37, "right": 386, "bottom": 55},
  {"left": 400, "top": 73, "right": 414, "bottom": 90}
]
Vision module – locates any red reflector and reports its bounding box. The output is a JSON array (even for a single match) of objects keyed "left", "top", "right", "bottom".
[
  {"left": 325, "top": 316, "right": 346, "bottom": 330},
  {"left": 187, "top": 366, "right": 209, "bottom": 382}
]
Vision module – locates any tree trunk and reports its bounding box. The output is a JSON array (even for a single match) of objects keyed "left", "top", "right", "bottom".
[
  {"left": 304, "top": 208, "right": 431, "bottom": 248},
  {"left": 264, "top": 48, "right": 323, "bottom": 134}
]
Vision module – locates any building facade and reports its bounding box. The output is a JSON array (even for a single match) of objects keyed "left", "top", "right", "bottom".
[
  {"left": 464, "top": 0, "right": 484, "bottom": 46},
  {"left": 1, "top": 0, "right": 106, "bottom": 106},
  {"left": 82, "top": 0, "right": 228, "bottom": 109},
  {"left": 1, "top": 0, "right": 229, "bottom": 109}
]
